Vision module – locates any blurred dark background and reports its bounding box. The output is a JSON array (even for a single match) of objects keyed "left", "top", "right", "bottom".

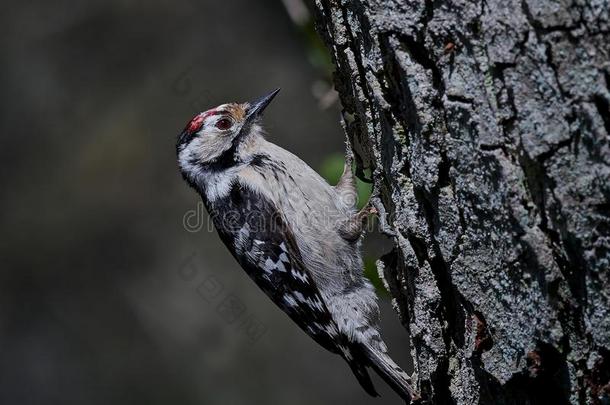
[{"left": 0, "top": 1, "right": 412, "bottom": 403}]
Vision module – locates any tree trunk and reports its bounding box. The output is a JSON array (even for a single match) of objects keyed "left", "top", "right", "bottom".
[{"left": 308, "top": 0, "right": 610, "bottom": 403}]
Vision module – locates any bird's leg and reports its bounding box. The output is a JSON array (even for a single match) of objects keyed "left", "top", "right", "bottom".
[
  {"left": 338, "top": 201, "right": 377, "bottom": 242},
  {"left": 335, "top": 139, "right": 358, "bottom": 210},
  {"left": 336, "top": 133, "right": 386, "bottom": 240}
]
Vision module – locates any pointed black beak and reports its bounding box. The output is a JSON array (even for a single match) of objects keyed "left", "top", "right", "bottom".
[
  {"left": 233, "top": 89, "right": 280, "bottom": 147},
  {"left": 245, "top": 88, "right": 280, "bottom": 121}
]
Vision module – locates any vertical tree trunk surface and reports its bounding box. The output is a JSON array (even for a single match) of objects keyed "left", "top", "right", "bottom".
[{"left": 309, "top": 0, "right": 610, "bottom": 403}]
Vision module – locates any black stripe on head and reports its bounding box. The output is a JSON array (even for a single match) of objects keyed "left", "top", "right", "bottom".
[{"left": 177, "top": 129, "right": 193, "bottom": 151}]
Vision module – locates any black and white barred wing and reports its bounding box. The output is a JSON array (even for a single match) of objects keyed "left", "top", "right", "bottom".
[{"left": 211, "top": 183, "right": 340, "bottom": 353}]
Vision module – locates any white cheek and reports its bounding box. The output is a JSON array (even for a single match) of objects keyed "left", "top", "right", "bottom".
[{"left": 187, "top": 133, "right": 227, "bottom": 163}]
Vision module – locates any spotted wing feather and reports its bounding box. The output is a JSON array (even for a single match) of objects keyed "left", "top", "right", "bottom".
[{"left": 209, "top": 182, "right": 341, "bottom": 352}]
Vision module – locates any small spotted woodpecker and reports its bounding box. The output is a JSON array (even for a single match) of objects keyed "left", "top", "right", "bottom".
[{"left": 176, "top": 89, "right": 417, "bottom": 401}]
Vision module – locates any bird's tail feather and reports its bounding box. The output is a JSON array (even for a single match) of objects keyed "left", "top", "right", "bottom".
[{"left": 360, "top": 344, "right": 418, "bottom": 402}]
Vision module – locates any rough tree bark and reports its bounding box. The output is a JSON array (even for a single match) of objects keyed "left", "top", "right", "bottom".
[{"left": 308, "top": 0, "right": 610, "bottom": 403}]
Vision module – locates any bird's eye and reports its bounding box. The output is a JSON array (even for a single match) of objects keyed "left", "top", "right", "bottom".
[{"left": 216, "top": 118, "right": 232, "bottom": 130}]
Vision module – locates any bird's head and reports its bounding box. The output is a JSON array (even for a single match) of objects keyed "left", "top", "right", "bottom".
[{"left": 177, "top": 89, "right": 279, "bottom": 175}]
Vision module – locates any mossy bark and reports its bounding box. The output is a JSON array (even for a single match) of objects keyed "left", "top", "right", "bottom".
[{"left": 309, "top": 0, "right": 610, "bottom": 403}]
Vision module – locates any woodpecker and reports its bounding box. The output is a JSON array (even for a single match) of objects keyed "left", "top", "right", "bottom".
[{"left": 176, "top": 89, "right": 417, "bottom": 401}]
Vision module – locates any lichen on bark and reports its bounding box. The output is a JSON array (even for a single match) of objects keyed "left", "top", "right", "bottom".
[{"left": 309, "top": 0, "right": 610, "bottom": 403}]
